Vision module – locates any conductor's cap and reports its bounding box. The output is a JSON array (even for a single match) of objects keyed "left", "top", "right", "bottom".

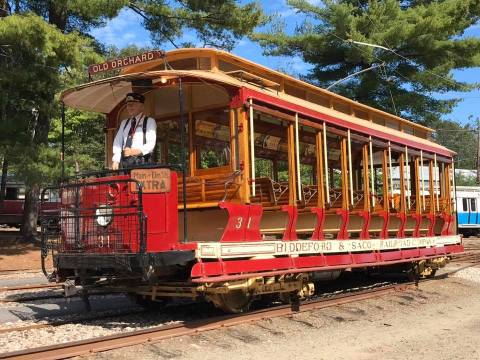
[{"left": 125, "top": 92, "right": 145, "bottom": 103}]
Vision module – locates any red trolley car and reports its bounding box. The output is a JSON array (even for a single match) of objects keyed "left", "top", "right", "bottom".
[{"left": 41, "top": 49, "right": 463, "bottom": 313}]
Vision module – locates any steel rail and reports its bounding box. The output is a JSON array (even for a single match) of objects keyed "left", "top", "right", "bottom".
[
  {"left": 0, "top": 284, "right": 61, "bottom": 292},
  {"left": 0, "top": 308, "right": 149, "bottom": 336},
  {"left": 0, "top": 283, "right": 415, "bottom": 360}
]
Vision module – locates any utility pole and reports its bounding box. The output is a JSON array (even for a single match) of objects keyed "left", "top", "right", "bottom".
[{"left": 477, "top": 118, "right": 480, "bottom": 184}]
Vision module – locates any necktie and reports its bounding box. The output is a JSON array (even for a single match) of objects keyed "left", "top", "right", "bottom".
[
  {"left": 129, "top": 119, "right": 137, "bottom": 136},
  {"left": 125, "top": 118, "right": 136, "bottom": 148}
]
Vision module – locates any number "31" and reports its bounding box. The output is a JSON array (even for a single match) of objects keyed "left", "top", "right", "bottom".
[{"left": 234, "top": 216, "right": 252, "bottom": 229}]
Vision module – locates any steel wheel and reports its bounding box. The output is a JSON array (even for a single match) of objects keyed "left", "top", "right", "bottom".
[{"left": 211, "top": 290, "right": 253, "bottom": 313}]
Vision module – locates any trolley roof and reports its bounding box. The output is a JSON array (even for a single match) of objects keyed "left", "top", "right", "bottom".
[{"left": 61, "top": 48, "right": 453, "bottom": 157}]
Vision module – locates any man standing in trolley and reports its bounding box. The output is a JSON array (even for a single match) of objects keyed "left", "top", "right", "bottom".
[{"left": 112, "top": 92, "right": 157, "bottom": 170}]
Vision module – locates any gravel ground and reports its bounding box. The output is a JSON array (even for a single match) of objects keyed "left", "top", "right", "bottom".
[
  {"left": 85, "top": 265, "right": 480, "bottom": 360},
  {"left": 1, "top": 264, "right": 479, "bottom": 358}
]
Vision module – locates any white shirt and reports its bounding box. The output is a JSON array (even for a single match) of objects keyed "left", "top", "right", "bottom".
[{"left": 112, "top": 113, "right": 157, "bottom": 163}]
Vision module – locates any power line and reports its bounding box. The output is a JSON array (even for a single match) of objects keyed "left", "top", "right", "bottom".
[{"left": 354, "top": 0, "right": 461, "bottom": 89}]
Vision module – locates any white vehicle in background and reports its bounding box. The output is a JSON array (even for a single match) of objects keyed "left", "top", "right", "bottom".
[{"left": 456, "top": 186, "right": 480, "bottom": 237}]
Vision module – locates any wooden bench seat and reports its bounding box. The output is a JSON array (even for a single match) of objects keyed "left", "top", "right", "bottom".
[{"left": 178, "top": 172, "right": 240, "bottom": 207}]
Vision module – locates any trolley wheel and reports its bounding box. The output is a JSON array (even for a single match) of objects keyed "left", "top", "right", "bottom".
[{"left": 210, "top": 290, "right": 253, "bottom": 313}]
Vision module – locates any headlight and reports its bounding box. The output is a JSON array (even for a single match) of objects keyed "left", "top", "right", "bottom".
[{"left": 95, "top": 205, "right": 113, "bottom": 227}]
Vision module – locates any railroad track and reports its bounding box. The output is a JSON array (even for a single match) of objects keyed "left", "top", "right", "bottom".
[
  {"left": 0, "top": 282, "right": 415, "bottom": 360},
  {"left": 0, "top": 283, "right": 62, "bottom": 293},
  {"left": 0, "top": 269, "right": 44, "bottom": 275},
  {"left": 0, "top": 307, "right": 149, "bottom": 336}
]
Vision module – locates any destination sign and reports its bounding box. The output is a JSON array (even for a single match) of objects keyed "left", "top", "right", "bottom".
[
  {"left": 88, "top": 50, "right": 165, "bottom": 75},
  {"left": 130, "top": 168, "right": 171, "bottom": 194}
]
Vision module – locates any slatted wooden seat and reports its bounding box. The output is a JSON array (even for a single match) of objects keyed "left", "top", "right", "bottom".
[
  {"left": 178, "top": 172, "right": 240, "bottom": 208},
  {"left": 249, "top": 177, "right": 275, "bottom": 207}
]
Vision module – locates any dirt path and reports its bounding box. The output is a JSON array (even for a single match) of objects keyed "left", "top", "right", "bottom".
[
  {"left": 0, "top": 229, "right": 53, "bottom": 271},
  {"left": 89, "top": 267, "right": 480, "bottom": 360}
]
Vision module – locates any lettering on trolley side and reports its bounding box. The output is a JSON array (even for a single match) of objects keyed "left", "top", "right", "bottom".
[
  {"left": 88, "top": 50, "right": 165, "bottom": 75},
  {"left": 275, "top": 241, "right": 332, "bottom": 254},
  {"left": 130, "top": 169, "right": 171, "bottom": 193}
]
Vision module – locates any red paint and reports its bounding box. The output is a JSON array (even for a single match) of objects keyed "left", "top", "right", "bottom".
[
  {"left": 238, "top": 88, "right": 453, "bottom": 157},
  {"left": 419, "top": 247, "right": 436, "bottom": 257},
  {"left": 246, "top": 205, "right": 263, "bottom": 241},
  {"left": 326, "top": 254, "right": 352, "bottom": 266},
  {"left": 219, "top": 202, "right": 262, "bottom": 242},
  {"left": 311, "top": 207, "right": 326, "bottom": 240},
  {"left": 1, "top": 199, "right": 59, "bottom": 227},
  {"left": 380, "top": 250, "right": 402, "bottom": 262},
  {"left": 396, "top": 213, "right": 406, "bottom": 238},
  {"left": 378, "top": 211, "right": 390, "bottom": 239},
  {"left": 353, "top": 253, "right": 377, "bottom": 264},
  {"left": 441, "top": 213, "right": 454, "bottom": 236},
  {"left": 336, "top": 209, "right": 350, "bottom": 240},
  {"left": 229, "top": 92, "right": 244, "bottom": 108},
  {"left": 190, "top": 244, "right": 464, "bottom": 281},
  {"left": 60, "top": 172, "right": 178, "bottom": 254},
  {"left": 294, "top": 255, "right": 326, "bottom": 268},
  {"left": 142, "top": 171, "right": 178, "bottom": 252},
  {"left": 358, "top": 210, "right": 371, "bottom": 239},
  {"left": 426, "top": 214, "right": 436, "bottom": 237},
  {"left": 401, "top": 248, "right": 421, "bottom": 259},
  {"left": 411, "top": 213, "right": 423, "bottom": 237},
  {"left": 281, "top": 205, "right": 298, "bottom": 240}
]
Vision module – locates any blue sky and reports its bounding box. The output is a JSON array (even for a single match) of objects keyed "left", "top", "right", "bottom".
[{"left": 90, "top": 1, "right": 480, "bottom": 125}]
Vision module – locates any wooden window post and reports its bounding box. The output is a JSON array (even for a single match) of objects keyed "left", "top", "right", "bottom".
[{"left": 315, "top": 131, "right": 325, "bottom": 208}]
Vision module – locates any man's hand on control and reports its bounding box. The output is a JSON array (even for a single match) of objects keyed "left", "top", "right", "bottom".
[
  {"left": 112, "top": 161, "right": 119, "bottom": 170},
  {"left": 123, "top": 147, "right": 142, "bottom": 157}
]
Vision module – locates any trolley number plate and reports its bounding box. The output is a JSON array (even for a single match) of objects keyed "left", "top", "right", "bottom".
[{"left": 130, "top": 169, "right": 171, "bottom": 193}]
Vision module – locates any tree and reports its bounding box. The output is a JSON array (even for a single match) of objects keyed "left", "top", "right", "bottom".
[
  {"left": 253, "top": 0, "right": 480, "bottom": 126},
  {"left": 432, "top": 119, "right": 477, "bottom": 170},
  {"left": 129, "top": 0, "right": 267, "bottom": 50},
  {"left": 0, "top": 13, "right": 101, "bottom": 241}
]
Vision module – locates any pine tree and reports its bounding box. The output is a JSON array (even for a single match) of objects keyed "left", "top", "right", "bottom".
[{"left": 253, "top": 0, "right": 480, "bottom": 126}]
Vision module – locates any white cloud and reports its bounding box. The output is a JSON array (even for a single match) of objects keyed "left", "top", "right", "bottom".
[{"left": 90, "top": 8, "right": 152, "bottom": 48}]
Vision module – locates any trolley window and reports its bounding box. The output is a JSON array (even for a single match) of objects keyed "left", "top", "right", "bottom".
[
  {"left": 193, "top": 108, "right": 231, "bottom": 170},
  {"left": 470, "top": 198, "right": 476, "bottom": 212}
]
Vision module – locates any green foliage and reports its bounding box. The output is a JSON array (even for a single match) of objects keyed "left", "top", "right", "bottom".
[
  {"left": 135, "top": 0, "right": 268, "bottom": 50},
  {"left": 0, "top": 13, "right": 101, "bottom": 185},
  {"left": 9, "top": 0, "right": 127, "bottom": 32},
  {"left": 253, "top": 0, "right": 480, "bottom": 125},
  {"left": 456, "top": 172, "right": 477, "bottom": 186},
  {"left": 255, "top": 158, "right": 273, "bottom": 178},
  {"left": 432, "top": 119, "right": 477, "bottom": 169},
  {"left": 49, "top": 109, "right": 105, "bottom": 175}
]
